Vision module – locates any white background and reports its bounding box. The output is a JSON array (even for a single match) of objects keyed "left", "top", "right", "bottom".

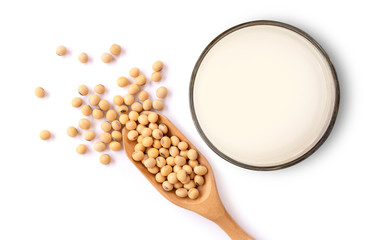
[{"left": 0, "top": 1, "right": 366, "bottom": 240}]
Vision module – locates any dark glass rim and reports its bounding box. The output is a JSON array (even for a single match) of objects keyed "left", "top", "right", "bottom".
[{"left": 189, "top": 20, "right": 340, "bottom": 171}]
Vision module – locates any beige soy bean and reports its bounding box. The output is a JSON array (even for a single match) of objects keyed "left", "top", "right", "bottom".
[
  {"left": 194, "top": 175, "right": 205, "bottom": 186},
  {"left": 79, "top": 118, "right": 90, "bottom": 129},
  {"left": 111, "top": 131, "right": 122, "bottom": 141},
  {"left": 78, "top": 53, "right": 88, "bottom": 63},
  {"left": 125, "top": 121, "right": 137, "bottom": 131},
  {"left": 143, "top": 99, "right": 152, "bottom": 110},
  {"left": 162, "top": 181, "right": 173, "bottom": 191},
  {"left": 129, "top": 67, "right": 140, "bottom": 78},
  {"left": 101, "top": 53, "right": 113, "bottom": 63},
  {"left": 81, "top": 105, "right": 92, "bottom": 116},
  {"left": 35, "top": 87, "right": 45, "bottom": 98},
  {"left": 194, "top": 165, "right": 208, "bottom": 175},
  {"left": 119, "top": 114, "right": 129, "bottom": 124},
  {"left": 188, "top": 188, "right": 199, "bottom": 199},
  {"left": 78, "top": 85, "right": 88, "bottom": 96},
  {"left": 89, "top": 94, "right": 100, "bottom": 106},
  {"left": 156, "top": 157, "right": 166, "bottom": 168},
  {"left": 100, "top": 154, "right": 111, "bottom": 165},
  {"left": 156, "top": 86, "right": 168, "bottom": 99},
  {"left": 151, "top": 72, "right": 162, "bottom": 82},
  {"left": 152, "top": 99, "right": 164, "bottom": 110},
  {"left": 127, "top": 130, "right": 139, "bottom": 141},
  {"left": 71, "top": 97, "right": 83, "bottom": 108},
  {"left": 152, "top": 60, "right": 163, "bottom": 72},
  {"left": 100, "top": 132, "right": 112, "bottom": 144},
  {"left": 113, "top": 95, "right": 124, "bottom": 106},
  {"left": 117, "top": 77, "right": 129, "bottom": 87},
  {"left": 128, "top": 84, "right": 140, "bottom": 95},
  {"left": 175, "top": 188, "right": 188, "bottom": 198},
  {"left": 138, "top": 91, "right": 149, "bottom": 101},
  {"left": 94, "top": 142, "right": 106, "bottom": 152},
  {"left": 132, "top": 151, "right": 144, "bottom": 161},
  {"left": 110, "top": 44, "right": 121, "bottom": 55},
  {"left": 117, "top": 105, "right": 129, "bottom": 114},
  {"left": 84, "top": 130, "right": 96, "bottom": 141},
  {"left": 131, "top": 102, "right": 143, "bottom": 112},
  {"left": 109, "top": 141, "right": 122, "bottom": 151},
  {"left": 123, "top": 94, "right": 134, "bottom": 105},
  {"left": 77, "top": 144, "right": 87, "bottom": 154},
  {"left": 106, "top": 110, "right": 118, "bottom": 121},
  {"left": 40, "top": 130, "right": 51, "bottom": 140},
  {"left": 67, "top": 126, "right": 78, "bottom": 137},
  {"left": 56, "top": 45, "right": 67, "bottom": 56},
  {"left": 135, "top": 75, "right": 147, "bottom": 86},
  {"left": 92, "top": 109, "right": 104, "bottom": 119},
  {"left": 98, "top": 100, "right": 110, "bottom": 111}
]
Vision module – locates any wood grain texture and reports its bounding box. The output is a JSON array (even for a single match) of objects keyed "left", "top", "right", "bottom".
[{"left": 122, "top": 112, "right": 254, "bottom": 240}]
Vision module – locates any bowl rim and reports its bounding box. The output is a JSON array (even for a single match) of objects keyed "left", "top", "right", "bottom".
[{"left": 189, "top": 20, "right": 340, "bottom": 171}]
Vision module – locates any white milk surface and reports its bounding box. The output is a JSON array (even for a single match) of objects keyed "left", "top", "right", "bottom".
[{"left": 193, "top": 25, "right": 336, "bottom": 167}]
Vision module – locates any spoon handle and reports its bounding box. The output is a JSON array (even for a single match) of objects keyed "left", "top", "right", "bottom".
[{"left": 213, "top": 210, "right": 255, "bottom": 240}]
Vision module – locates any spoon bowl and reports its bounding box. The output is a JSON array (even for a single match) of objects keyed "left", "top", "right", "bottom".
[{"left": 123, "top": 112, "right": 254, "bottom": 240}]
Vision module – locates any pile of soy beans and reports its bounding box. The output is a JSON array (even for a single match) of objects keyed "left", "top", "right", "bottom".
[
  {"left": 126, "top": 111, "right": 208, "bottom": 199},
  {"left": 36, "top": 44, "right": 207, "bottom": 200},
  {"left": 67, "top": 61, "right": 167, "bottom": 165}
]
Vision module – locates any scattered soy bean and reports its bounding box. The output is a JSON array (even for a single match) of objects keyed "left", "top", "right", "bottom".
[
  {"left": 151, "top": 72, "right": 162, "bottom": 82},
  {"left": 156, "top": 86, "right": 168, "bottom": 99},
  {"left": 117, "top": 105, "right": 129, "bottom": 114},
  {"left": 81, "top": 105, "right": 92, "bottom": 116},
  {"left": 94, "top": 142, "right": 106, "bottom": 152},
  {"left": 72, "top": 97, "right": 83, "bottom": 108},
  {"left": 113, "top": 95, "right": 124, "bottom": 106},
  {"left": 79, "top": 118, "right": 90, "bottom": 129},
  {"left": 35, "top": 87, "right": 45, "bottom": 98},
  {"left": 92, "top": 109, "right": 104, "bottom": 119},
  {"left": 117, "top": 76, "right": 129, "bottom": 87},
  {"left": 110, "top": 44, "right": 121, "bottom": 55},
  {"left": 78, "top": 85, "right": 88, "bottom": 96},
  {"left": 129, "top": 67, "right": 140, "bottom": 78},
  {"left": 110, "top": 141, "right": 122, "bottom": 151},
  {"left": 98, "top": 99, "right": 110, "bottom": 111},
  {"left": 138, "top": 91, "right": 149, "bottom": 101},
  {"left": 40, "top": 130, "right": 51, "bottom": 140},
  {"left": 101, "top": 53, "right": 112, "bottom": 63},
  {"left": 131, "top": 102, "right": 143, "bottom": 112},
  {"left": 128, "top": 84, "right": 140, "bottom": 95},
  {"left": 152, "top": 99, "right": 164, "bottom": 110},
  {"left": 100, "top": 132, "right": 112, "bottom": 144},
  {"left": 135, "top": 75, "right": 147, "bottom": 86},
  {"left": 78, "top": 53, "right": 88, "bottom": 63},
  {"left": 84, "top": 130, "right": 96, "bottom": 141},
  {"left": 124, "top": 94, "right": 134, "bottom": 105},
  {"left": 111, "top": 131, "right": 122, "bottom": 141},
  {"left": 89, "top": 94, "right": 100, "bottom": 106},
  {"left": 94, "top": 84, "right": 105, "bottom": 94},
  {"left": 143, "top": 99, "right": 152, "bottom": 110},
  {"left": 77, "top": 144, "right": 87, "bottom": 154},
  {"left": 106, "top": 109, "right": 118, "bottom": 121},
  {"left": 152, "top": 60, "right": 163, "bottom": 72},
  {"left": 67, "top": 126, "right": 78, "bottom": 137},
  {"left": 100, "top": 154, "right": 111, "bottom": 165},
  {"left": 56, "top": 45, "right": 67, "bottom": 56}
]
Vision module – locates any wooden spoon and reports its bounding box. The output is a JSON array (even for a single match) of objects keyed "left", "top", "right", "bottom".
[{"left": 122, "top": 112, "right": 255, "bottom": 240}]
